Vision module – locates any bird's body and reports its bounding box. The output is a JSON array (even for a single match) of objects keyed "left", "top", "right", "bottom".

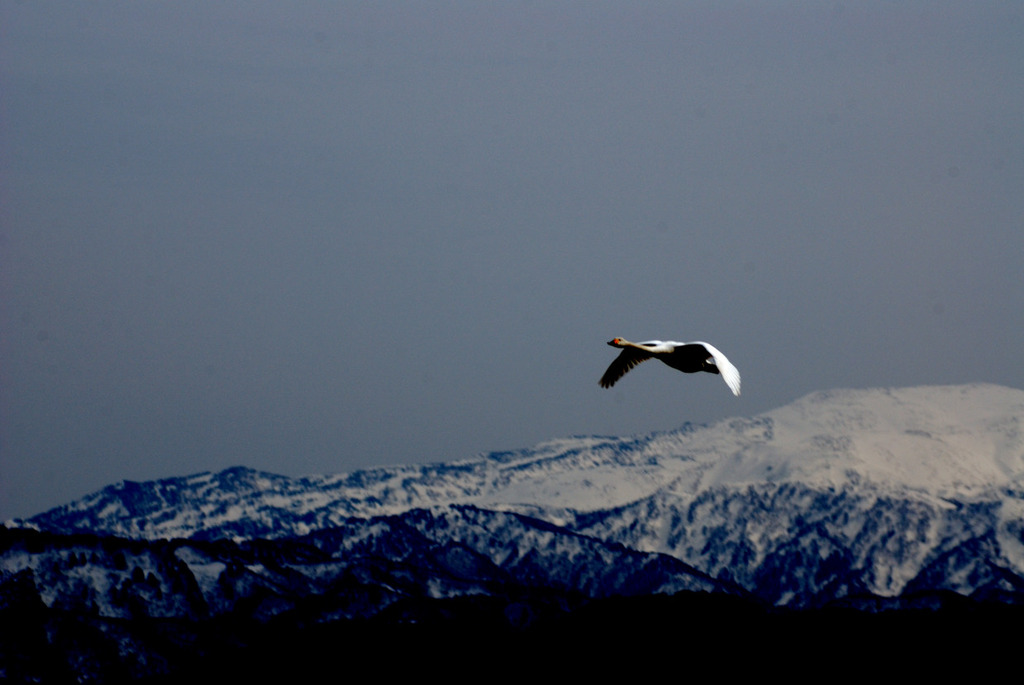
[{"left": 599, "top": 338, "right": 741, "bottom": 396}]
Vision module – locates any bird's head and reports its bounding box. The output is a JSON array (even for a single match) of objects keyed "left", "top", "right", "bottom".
[{"left": 607, "top": 337, "right": 625, "bottom": 347}]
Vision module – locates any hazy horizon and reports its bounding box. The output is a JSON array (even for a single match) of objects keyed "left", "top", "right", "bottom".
[{"left": 3, "top": 2, "right": 1023, "bottom": 520}]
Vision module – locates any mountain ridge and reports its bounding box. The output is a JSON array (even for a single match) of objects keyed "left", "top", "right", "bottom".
[
  {"left": 21, "top": 383, "right": 1024, "bottom": 538},
  {"left": 9, "top": 383, "right": 1024, "bottom": 608}
]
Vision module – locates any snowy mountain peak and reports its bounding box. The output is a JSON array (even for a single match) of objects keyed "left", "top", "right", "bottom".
[
  {"left": 13, "top": 384, "right": 1024, "bottom": 609},
  {"left": 22, "top": 384, "right": 1024, "bottom": 542},
  {"left": 697, "top": 383, "right": 1024, "bottom": 493}
]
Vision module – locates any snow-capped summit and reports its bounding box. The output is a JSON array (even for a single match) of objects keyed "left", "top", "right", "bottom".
[
  {"left": 14, "top": 383, "right": 1024, "bottom": 608},
  {"left": 28, "top": 383, "right": 1024, "bottom": 534}
]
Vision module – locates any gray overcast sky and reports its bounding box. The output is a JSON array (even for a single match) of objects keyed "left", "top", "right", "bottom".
[{"left": 3, "top": 2, "right": 1023, "bottom": 520}]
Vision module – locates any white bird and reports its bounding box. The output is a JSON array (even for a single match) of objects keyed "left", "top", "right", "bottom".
[{"left": 599, "top": 338, "right": 741, "bottom": 396}]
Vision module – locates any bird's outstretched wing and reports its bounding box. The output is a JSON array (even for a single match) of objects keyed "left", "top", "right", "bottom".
[
  {"left": 697, "top": 341, "right": 741, "bottom": 396},
  {"left": 599, "top": 347, "right": 653, "bottom": 388}
]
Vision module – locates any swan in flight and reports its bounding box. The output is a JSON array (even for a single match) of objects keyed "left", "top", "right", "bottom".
[{"left": 599, "top": 338, "right": 741, "bottom": 396}]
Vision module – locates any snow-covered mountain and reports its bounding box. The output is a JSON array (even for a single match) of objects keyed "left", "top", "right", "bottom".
[
  {"left": 17, "top": 384, "right": 1024, "bottom": 609},
  {"left": 6, "top": 383, "right": 1024, "bottom": 680}
]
